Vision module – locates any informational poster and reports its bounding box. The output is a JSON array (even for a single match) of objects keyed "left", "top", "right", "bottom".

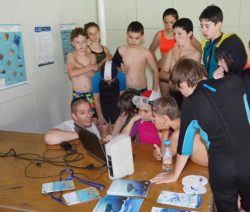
[
  {"left": 0, "top": 24, "right": 27, "bottom": 90},
  {"left": 60, "top": 23, "right": 76, "bottom": 64},
  {"left": 35, "top": 26, "right": 54, "bottom": 67}
]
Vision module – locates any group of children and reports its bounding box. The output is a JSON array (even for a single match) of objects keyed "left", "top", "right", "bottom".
[
  {"left": 67, "top": 20, "right": 161, "bottom": 140},
  {"left": 46, "top": 4, "right": 250, "bottom": 211},
  {"left": 150, "top": 5, "right": 250, "bottom": 212}
]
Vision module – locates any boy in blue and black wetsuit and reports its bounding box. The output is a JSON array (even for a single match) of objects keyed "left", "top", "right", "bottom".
[
  {"left": 200, "top": 5, "right": 225, "bottom": 79},
  {"left": 213, "top": 33, "right": 250, "bottom": 104},
  {"left": 151, "top": 58, "right": 250, "bottom": 211}
]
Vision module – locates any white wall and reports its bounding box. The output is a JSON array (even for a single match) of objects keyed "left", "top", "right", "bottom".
[
  {"left": 106, "top": 0, "right": 250, "bottom": 53},
  {"left": 0, "top": 0, "right": 97, "bottom": 133},
  {"left": 0, "top": 0, "right": 249, "bottom": 133}
]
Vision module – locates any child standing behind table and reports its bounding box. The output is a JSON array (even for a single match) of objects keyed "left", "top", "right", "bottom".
[
  {"left": 92, "top": 61, "right": 126, "bottom": 138},
  {"left": 67, "top": 27, "right": 98, "bottom": 115},
  {"left": 112, "top": 21, "right": 159, "bottom": 94},
  {"left": 121, "top": 90, "right": 161, "bottom": 145},
  {"left": 84, "top": 22, "right": 112, "bottom": 68}
]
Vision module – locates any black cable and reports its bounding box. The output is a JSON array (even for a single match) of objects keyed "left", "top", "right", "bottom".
[
  {"left": 24, "top": 161, "right": 107, "bottom": 180},
  {"left": 0, "top": 146, "right": 107, "bottom": 180}
]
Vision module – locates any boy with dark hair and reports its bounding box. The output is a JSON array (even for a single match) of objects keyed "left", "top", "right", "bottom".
[
  {"left": 67, "top": 27, "right": 98, "bottom": 114},
  {"left": 126, "top": 21, "right": 144, "bottom": 35},
  {"left": 151, "top": 58, "right": 250, "bottom": 211},
  {"left": 160, "top": 17, "right": 201, "bottom": 108},
  {"left": 112, "top": 21, "right": 159, "bottom": 94},
  {"left": 199, "top": 5, "right": 225, "bottom": 79}
]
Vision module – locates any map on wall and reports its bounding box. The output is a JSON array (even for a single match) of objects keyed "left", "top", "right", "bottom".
[
  {"left": 0, "top": 24, "right": 27, "bottom": 90},
  {"left": 60, "top": 23, "right": 76, "bottom": 64}
]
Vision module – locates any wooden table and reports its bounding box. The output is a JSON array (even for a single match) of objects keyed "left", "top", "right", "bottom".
[{"left": 0, "top": 131, "right": 212, "bottom": 211}]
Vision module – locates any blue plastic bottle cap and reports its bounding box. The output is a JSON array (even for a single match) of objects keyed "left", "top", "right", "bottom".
[{"left": 164, "top": 140, "right": 171, "bottom": 145}]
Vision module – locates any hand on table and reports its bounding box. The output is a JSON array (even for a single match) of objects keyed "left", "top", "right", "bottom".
[{"left": 150, "top": 172, "right": 178, "bottom": 184}]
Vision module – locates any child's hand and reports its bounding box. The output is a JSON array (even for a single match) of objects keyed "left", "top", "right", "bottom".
[
  {"left": 121, "top": 63, "right": 129, "bottom": 74},
  {"left": 213, "top": 66, "right": 225, "bottom": 79},
  {"left": 92, "top": 117, "right": 98, "bottom": 126},
  {"left": 132, "top": 114, "right": 141, "bottom": 122},
  {"left": 92, "top": 64, "right": 99, "bottom": 72},
  {"left": 153, "top": 144, "right": 162, "bottom": 161},
  {"left": 85, "top": 70, "right": 96, "bottom": 78},
  {"left": 98, "top": 116, "right": 107, "bottom": 126},
  {"left": 150, "top": 172, "right": 178, "bottom": 184},
  {"left": 101, "top": 135, "right": 114, "bottom": 144}
]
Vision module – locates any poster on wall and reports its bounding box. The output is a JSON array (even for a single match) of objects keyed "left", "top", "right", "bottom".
[
  {"left": 35, "top": 26, "right": 54, "bottom": 67},
  {"left": 0, "top": 24, "right": 27, "bottom": 90},
  {"left": 60, "top": 23, "right": 76, "bottom": 64}
]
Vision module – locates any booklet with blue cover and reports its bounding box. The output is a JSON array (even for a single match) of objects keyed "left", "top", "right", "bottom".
[
  {"left": 41, "top": 180, "right": 75, "bottom": 194},
  {"left": 93, "top": 195, "right": 144, "bottom": 212},
  {"left": 151, "top": 206, "right": 193, "bottom": 212},
  {"left": 63, "top": 187, "right": 101, "bottom": 205},
  {"left": 107, "top": 179, "right": 150, "bottom": 197},
  {"left": 157, "top": 191, "right": 201, "bottom": 209}
]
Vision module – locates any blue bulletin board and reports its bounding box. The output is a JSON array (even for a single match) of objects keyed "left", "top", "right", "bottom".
[{"left": 0, "top": 24, "right": 26, "bottom": 90}]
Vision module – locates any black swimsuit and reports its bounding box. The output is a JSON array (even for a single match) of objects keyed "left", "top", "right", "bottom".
[{"left": 89, "top": 46, "right": 106, "bottom": 63}]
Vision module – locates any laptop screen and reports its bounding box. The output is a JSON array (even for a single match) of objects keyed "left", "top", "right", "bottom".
[{"left": 76, "top": 126, "right": 107, "bottom": 165}]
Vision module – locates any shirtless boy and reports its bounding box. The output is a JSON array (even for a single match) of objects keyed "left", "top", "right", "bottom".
[
  {"left": 160, "top": 18, "right": 201, "bottom": 107},
  {"left": 112, "top": 21, "right": 159, "bottom": 94},
  {"left": 67, "top": 27, "right": 98, "bottom": 113},
  {"left": 160, "top": 18, "right": 201, "bottom": 82}
]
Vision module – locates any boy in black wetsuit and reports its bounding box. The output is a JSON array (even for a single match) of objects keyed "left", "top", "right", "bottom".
[
  {"left": 150, "top": 58, "right": 250, "bottom": 211},
  {"left": 213, "top": 33, "right": 250, "bottom": 104}
]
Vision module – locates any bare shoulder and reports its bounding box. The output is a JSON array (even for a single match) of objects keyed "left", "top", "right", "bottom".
[
  {"left": 144, "top": 47, "right": 154, "bottom": 57},
  {"left": 67, "top": 51, "right": 74, "bottom": 58},
  {"left": 67, "top": 51, "right": 76, "bottom": 63},
  {"left": 193, "top": 46, "right": 201, "bottom": 55},
  {"left": 168, "top": 47, "right": 177, "bottom": 61},
  {"left": 151, "top": 30, "right": 161, "bottom": 42},
  {"left": 86, "top": 51, "right": 94, "bottom": 59},
  {"left": 88, "top": 52, "right": 96, "bottom": 64},
  {"left": 86, "top": 46, "right": 92, "bottom": 54},
  {"left": 103, "top": 46, "right": 110, "bottom": 53},
  {"left": 132, "top": 46, "right": 150, "bottom": 58},
  {"left": 118, "top": 45, "right": 128, "bottom": 54},
  {"left": 157, "top": 30, "right": 162, "bottom": 38},
  {"left": 190, "top": 46, "right": 201, "bottom": 62}
]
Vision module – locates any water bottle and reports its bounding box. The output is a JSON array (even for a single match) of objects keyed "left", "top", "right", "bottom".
[{"left": 162, "top": 140, "right": 173, "bottom": 173}]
